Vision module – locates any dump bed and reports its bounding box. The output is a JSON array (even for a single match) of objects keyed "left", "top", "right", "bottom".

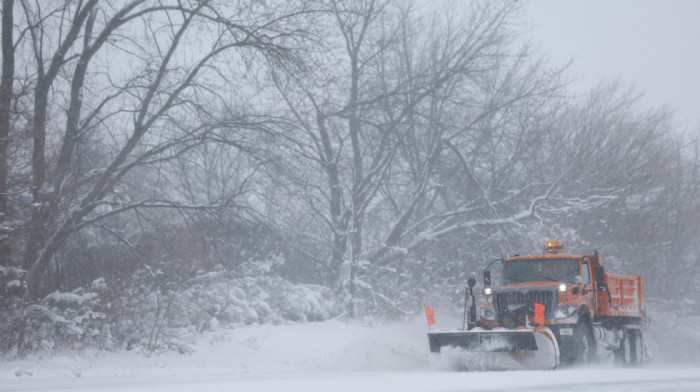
[{"left": 600, "top": 273, "right": 645, "bottom": 318}]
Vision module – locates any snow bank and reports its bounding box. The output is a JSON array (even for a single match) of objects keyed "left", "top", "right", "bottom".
[
  {"left": 2, "top": 305, "right": 699, "bottom": 383},
  {"left": 0, "top": 317, "right": 431, "bottom": 380}
]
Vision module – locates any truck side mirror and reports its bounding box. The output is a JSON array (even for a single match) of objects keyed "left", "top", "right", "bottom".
[
  {"left": 483, "top": 270, "right": 491, "bottom": 287},
  {"left": 595, "top": 266, "right": 607, "bottom": 288}
]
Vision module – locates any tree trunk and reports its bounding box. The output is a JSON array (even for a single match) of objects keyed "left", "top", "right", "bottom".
[{"left": 0, "top": 0, "right": 14, "bottom": 266}]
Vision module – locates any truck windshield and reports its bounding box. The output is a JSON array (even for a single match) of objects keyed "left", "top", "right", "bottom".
[{"left": 502, "top": 258, "right": 580, "bottom": 285}]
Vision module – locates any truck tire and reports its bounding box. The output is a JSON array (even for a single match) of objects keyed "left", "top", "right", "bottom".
[
  {"left": 568, "top": 320, "right": 595, "bottom": 365},
  {"left": 630, "top": 329, "right": 645, "bottom": 365},
  {"left": 615, "top": 329, "right": 632, "bottom": 365}
]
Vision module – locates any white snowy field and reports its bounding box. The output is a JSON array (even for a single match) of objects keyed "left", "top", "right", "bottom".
[{"left": 1, "top": 317, "right": 699, "bottom": 392}]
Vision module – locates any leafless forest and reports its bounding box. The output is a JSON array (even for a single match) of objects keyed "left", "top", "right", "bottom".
[{"left": 0, "top": 0, "right": 697, "bottom": 357}]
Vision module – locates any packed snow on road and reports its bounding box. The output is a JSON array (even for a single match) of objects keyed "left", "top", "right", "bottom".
[{"left": 1, "top": 315, "right": 699, "bottom": 392}]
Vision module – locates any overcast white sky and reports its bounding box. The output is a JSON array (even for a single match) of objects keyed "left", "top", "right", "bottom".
[{"left": 524, "top": 0, "right": 700, "bottom": 133}]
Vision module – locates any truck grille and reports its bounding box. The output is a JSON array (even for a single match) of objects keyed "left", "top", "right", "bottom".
[{"left": 494, "top": 289, "right": 555, "bottom": 318}]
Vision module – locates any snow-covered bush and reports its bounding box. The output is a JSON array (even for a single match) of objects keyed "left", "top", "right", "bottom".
[
  {"left": 180, "top": 268, "right": 335, "bottom": 326},
  {"left": 101, "top": 264, "right": 337, "bottom": 355},
  {"left": 0, "top": 266, "right": 28, "bottom": 354},
  {"left": 0, "top": 277, "right": 112, "bottom": 357}
]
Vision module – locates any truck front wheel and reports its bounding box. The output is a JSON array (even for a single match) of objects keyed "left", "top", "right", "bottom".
[{"left": 566, "top": 320, "right": 595, "bottom": 365}]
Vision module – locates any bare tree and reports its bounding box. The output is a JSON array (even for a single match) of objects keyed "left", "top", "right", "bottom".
[
  {"left": 269, "top": 0, "right": 574, "bottom": 316},
  {"left": 2, "top": 0, "right": 306, "bottom": 300}
]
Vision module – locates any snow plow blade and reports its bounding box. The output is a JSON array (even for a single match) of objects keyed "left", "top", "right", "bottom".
[
  {"left": 428, "top": 330, "right": 537, "bottom": 353},
  {"left": 428, "top": 327, "right": 560, "bottom": 370}
]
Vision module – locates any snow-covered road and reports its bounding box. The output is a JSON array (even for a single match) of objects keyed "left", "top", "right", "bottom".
[
  {"left": 2, "top": 368, "right": 700, "bottom": 392},
  {"left": 1, "top": 319, "right": 698, "bottom": 391}
]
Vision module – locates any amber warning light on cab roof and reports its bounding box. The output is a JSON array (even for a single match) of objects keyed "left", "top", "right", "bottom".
[{"left": 544, "top": 241, "right": 564, "bottom": 254}]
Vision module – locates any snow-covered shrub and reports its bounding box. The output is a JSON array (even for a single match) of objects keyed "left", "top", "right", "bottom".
[
  {"left": 173, "top": 268, "right": 337, "bottom": 327},
  {"left": 0, "top": 266, "right": 28, "bottom": 354},
  {"left": 103, "top": 264, "right": 337, "bottom": 355},
  {"left": 0, "top": 266, "right": 27, "bottom": 301},
  {"left": 1, "top": 277, "right": 112, "bottom": 357}
]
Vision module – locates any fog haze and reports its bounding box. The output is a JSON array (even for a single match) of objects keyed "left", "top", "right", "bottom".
[{"left": 526, "top": 0, "right": 700, "bottom": 131}]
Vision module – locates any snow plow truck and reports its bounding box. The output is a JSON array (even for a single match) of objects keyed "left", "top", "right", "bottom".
[{"left": 427, "top": 242, "right": 649, "bottom": 369}]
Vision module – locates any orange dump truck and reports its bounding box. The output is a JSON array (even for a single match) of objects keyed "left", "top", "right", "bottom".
[{"left": 427, "top": 242, "right": 648, "bottom": 368}]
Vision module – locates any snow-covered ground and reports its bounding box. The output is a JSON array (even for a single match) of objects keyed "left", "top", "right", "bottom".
[{"left": 1, "top": 317, "right": 699, "bottom": 391}]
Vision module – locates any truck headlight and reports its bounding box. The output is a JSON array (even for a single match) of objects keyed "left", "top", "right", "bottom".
[
  {"left": 558, "top": 283, "right": 567, "bottom": 293},
  {"left": 480, "top": 307, "right": 496, "bottom": 321},
  {"left": 554, "top": 305, "right": 578, "bottom": 318},
  {"left": 483, "top": 287, "right": 493, "bottom": 296}
]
